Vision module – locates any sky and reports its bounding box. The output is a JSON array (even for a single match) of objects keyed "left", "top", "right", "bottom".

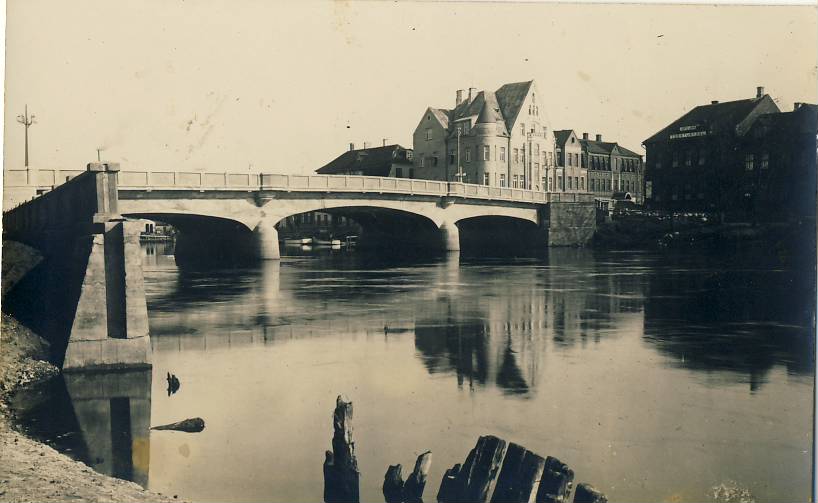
[{"left": 3, "top": 0, "right": 817, "bottom": 177}]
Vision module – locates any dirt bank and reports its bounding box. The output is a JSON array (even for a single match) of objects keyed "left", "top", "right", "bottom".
[{"left": 1, "top": 241, "right": 181, "bottom": 503}]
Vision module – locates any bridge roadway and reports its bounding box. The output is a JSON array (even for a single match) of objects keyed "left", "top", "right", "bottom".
[
  {"left": 8, "top": 166, "right": 596, "bottom": 261},
  {"left": 2, "top": 164, "right": 596, "bottom": 370}
]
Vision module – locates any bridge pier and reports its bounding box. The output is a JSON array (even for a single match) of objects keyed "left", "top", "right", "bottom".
[
  {"left": 255, "top": 220, "right": 281, "bottom": 260},
  {"left": 439, "top": 222, "right": 461, "bottom": 252}
]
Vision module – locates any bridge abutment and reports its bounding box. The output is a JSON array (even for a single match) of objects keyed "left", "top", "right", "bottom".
[{"left": 541, "top": 201, "right": 597, "bottom": 247}]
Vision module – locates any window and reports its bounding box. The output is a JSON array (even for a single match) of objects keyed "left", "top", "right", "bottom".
[
  {"left": 535, "top": 144, "right": 540, "bottom": 156},
  {"left": 606, "top": 179, "right": 611, "bottom": 191},
  {"left": 465, "top": 148, "right": 472, "bottom": 163},
  {"left": 557, "top": 175, "right": 563, "bottom": 189},
  {"left": 500, "top": 174, "right": 506, "bottom": 187},
  {"left": 567, "top": 154, "right": 573, "bottom": 167},
  {"left": 568, "top": 177, "right": 573, "bottom": 190},
  {"left": 521, "top": 149, "right": 526, "bottom": 164},
  {"left": 575, "top": 177, "right": 579, "bottom": 190},
  {"left": 520, "top": 123, "right": 525, "bottom": 136},
  {"left": 761, "top": 152, "right": 769, "bottom": 169},
  {"left": 395, "top": 167, "right": 403, "bottom": 178},
  {"left": 419, "top": 156, "right": 425, "bottom": 168},
  {"left": 685, "top": 151, "right": 693, "bottom": 167},
  {"left": 432, "top": 156, "right": 439, "bottom": 167},
  {"left": 513, "top": 175, "right": 519, "bottom": 188},
  {"left": 425, "top": 128, "right": 432, "bottom": 141},
  {"left": 534, "top": 162, "right": 539, "bottom": 172},
  {"left": 463, "top": 122, "right": 470, "bottom": 134},
  {"left": 547, "top": 152, "right": 553, "bottom": 166},
  {"left": 580, "top": 177, "right": 585, "bottom": 190},
  {"left": 745, "top": 153, "right": 755, "bottom": 171},
  {"left": 500, "top": 147, "right": 506, "bottom": 161},
  {"left": 484, "top": 172, "right": 490, "bottom": 185},
  {"left": 575, "top": 153, "right": 580, "bottom": 166},
  {"left": 699, "top": 149, "right": 707, "bottom": 166},
  {"left": 409, "top": 168, "right": 415, "bottom": 179},
  {"left": 483, "top": 145, "right": 490, "bottom": 161},
  {"left": 513, "top": 148, "right": 519, "bottom": 162},
  {"left": 542, "top": 177, "right": 547, "bottom": 191},
  {"left": 548, "top": 177, "right": 553, "bottom": 190},
  {"left": 449, "top": 152, "right": 455, "bottom": 165},
  {"left": 672, "top": 153, "right": 679, "bottom": 168}
]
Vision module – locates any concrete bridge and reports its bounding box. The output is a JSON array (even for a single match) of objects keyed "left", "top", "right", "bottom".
[{"left": 2, "top": 163, "right": 596, "bottom": 370}]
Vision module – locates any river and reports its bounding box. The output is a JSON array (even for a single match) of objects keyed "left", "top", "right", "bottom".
[{"left": 15, "top": 242, "right": 814, "bottom": 502}]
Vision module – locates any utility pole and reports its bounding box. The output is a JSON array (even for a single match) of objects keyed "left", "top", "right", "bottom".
[
  {"left": 96, "top": 148, "right": 104, "bottom": 162},
  {"left": 16, "top": 105, "right": 36, "bottom": 168},
  {"left": 456, "top": 128, "right": 463, "bottom": 183}
]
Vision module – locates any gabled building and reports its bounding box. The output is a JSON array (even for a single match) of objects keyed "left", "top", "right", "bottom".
[
  {"left": 578, "top": 133, "right": 644, "bottom": 207},
  {"left": 316, "top": 144, "right": 415, "bottom": 178},
  {"left": 412, "top": 81, "right": 563, "bottom": 191},
  {"left": 643, "top": 86, "right": 781, "bottom": 215},
  {"left": 553, "top": 130, "right": 588, "bottom": 193}
]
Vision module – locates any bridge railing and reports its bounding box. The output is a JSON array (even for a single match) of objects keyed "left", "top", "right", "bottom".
[{"left": 7, "top": 168, "right": 594, "bottom": 206}]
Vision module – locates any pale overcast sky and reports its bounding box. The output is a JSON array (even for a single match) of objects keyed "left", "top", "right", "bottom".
[{"left": 4, "top": 1, "right": 817, "bottom": 176}]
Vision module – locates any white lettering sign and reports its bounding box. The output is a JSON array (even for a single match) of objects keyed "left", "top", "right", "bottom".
[{"left": 669, "top": 131, "right": 707, "bottom": 140}]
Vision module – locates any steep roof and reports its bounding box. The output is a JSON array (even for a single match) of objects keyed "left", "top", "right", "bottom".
[
  {"left": 429, "top": 108, "right": 451, "bottom": 129},
  {"left": 495, "top": 81, "right": 533, "bottom": 131},
  {"left": 580, "top": 139, "right": 617, "bottom": 155},
  {"left": 316, "top": 145, "right": 412, "bottom": 176},
  {"left": 644, "top": 95, "right": 780, "bottom": 144},
  {"left": 554, "top": 130, "right": 575, "bottom": 147},
  {"left": 613, "top": 144, "right": 643, "bottom": 158}
]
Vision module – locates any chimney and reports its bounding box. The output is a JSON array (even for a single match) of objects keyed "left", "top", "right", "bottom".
[
  {"left": 349, "top": 143, "right": 355, "bottom": 151},
  {"left": 794, "top": 102, "right": 803, "bottom": 111},
  {"left": 756, "top": 86, "right": 765, "bottom": 98},
  {"left": 382, "top": 138, "right": 388, "bottom": 147},
  {"left": 468, "top": 87, "right": 477, "bottom": 103},
  {"left": 363, "top": 141, "right": 370, "bottom": 149},
  {"left": 595, "top": 134, "right": 602, "bottom": 142},
  {"left": 582, "top": 132, "right": 589, "bottom": 140},
  {"left": 711, "top": 100, "right": 719, "bottom": 105},
  {"left": 456, "top": 89, "right": 465, "bottom": 106}
]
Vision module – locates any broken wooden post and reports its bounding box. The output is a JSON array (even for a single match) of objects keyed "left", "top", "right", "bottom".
[
  {"left": 491, "top": 443, "right": 545, "bottom": 503},
  {"left": 383, "top": 465, "right": 405, "bottom": 503},
  {"left": 572, "top": 483, "right": 606, "bottom": 503},
  {"left": 404, "top": 451, "right": 432, "bottom": 503},
  {"left": 438, "top": 435, "right": 507, "bottom": 503},
  {"left": 536, "top": 456, "right": 574, "bottom": 503},
  {"left": 323, "top": 395, "right": 360, "bottom": 503},
  {"left": 437, "top": 463, "right": 462, "bottom": 503}
]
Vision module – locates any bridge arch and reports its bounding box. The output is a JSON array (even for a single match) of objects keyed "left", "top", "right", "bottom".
[{"left": 455, "top": 215, "right": 545, "bottom": 256}]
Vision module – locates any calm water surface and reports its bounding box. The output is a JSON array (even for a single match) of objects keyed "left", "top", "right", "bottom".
[{"left": 17, "top": 244, "right": 814, "bottom": 503}]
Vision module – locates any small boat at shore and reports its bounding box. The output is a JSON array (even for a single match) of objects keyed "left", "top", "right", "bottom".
[{"left": 313, "top": 238, "right": 343, "bottom": 247}]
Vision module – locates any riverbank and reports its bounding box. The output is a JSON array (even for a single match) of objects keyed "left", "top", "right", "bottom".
[{"left": 1, "top": 240, "right": 180, "bottom": 503}]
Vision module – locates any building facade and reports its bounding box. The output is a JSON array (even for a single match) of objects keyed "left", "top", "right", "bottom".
[
  {"left": 578, "top": 133, "right": 645, "bottom": 207},
  {"left": 553, "top": 130, "right": 588, "bottom": 194},
  {"left": 643, "top": 87, "right": 783, "bottom": 216},
  {"left": 413, "top": 81, "right": 573, "bottom": 192},
  {"left": 317, "top": 144, "right": 415, "bottom": 178}
]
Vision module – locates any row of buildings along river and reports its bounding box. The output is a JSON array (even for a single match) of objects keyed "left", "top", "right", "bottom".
[{"left": 310, "top": 81, "right": 815, "bottom": 229}]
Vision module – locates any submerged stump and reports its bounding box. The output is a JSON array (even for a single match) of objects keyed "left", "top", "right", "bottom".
[
  {"left": 536, "top": 456, "right": 574, "bottom": 503},
  {"left": 491, "top": 443, "right": 545, "bottom": 503}
]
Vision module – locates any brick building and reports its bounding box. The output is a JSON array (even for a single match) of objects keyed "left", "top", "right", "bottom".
[
  {"left": 643, "top": 87, "right": 784, "bottom": 216},
  {"left": 412, "top": 81, "right": 570, "bottom": 191},
  {"left": 578, "top": 133, "right": 645, "bottom": 207}
]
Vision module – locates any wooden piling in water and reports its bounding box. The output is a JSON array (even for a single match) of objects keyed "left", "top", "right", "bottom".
[
  {"left": 536, "top": 456, "right": 574, "bottom": 503},
  {"left": 572, "top": 483, "right": 607, "bottom": 503},
  {"left": 437, "top": 435, "right": 507, "bottom": 503},
  {"left": 490, "top": 443, "right": 545, "bottom": 503},
  {"left": 323, "top": 395, "right": 359, "bottom": 503},
  {"left": 404, "top": 451, "right": 432, "bottom": 503},
  {"left": 383, "top": 465, "right": 405, "bottom": 503}
]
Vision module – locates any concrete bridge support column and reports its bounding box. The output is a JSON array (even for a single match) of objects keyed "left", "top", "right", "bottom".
[
  {"left": 254, "top": 219, "right": 281, "bottom": 260},
  {"left": 63, "top": 220, "right": 152, "bottom": 370},
  {"left": 439, "top": 222, "right": 461, "bottom": 252}
]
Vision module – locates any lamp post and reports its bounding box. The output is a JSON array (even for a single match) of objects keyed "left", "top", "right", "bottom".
[
  {"left": 455, "top": 128, "right": 465, "bottom": 183},
  {"left": 17, "top": 105, "right": 36, "bottom": 187}
]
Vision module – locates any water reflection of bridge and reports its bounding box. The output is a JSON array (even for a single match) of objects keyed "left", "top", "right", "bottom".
[{"left": 144, "top": 247, "right": 813, "bottom": 395}]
